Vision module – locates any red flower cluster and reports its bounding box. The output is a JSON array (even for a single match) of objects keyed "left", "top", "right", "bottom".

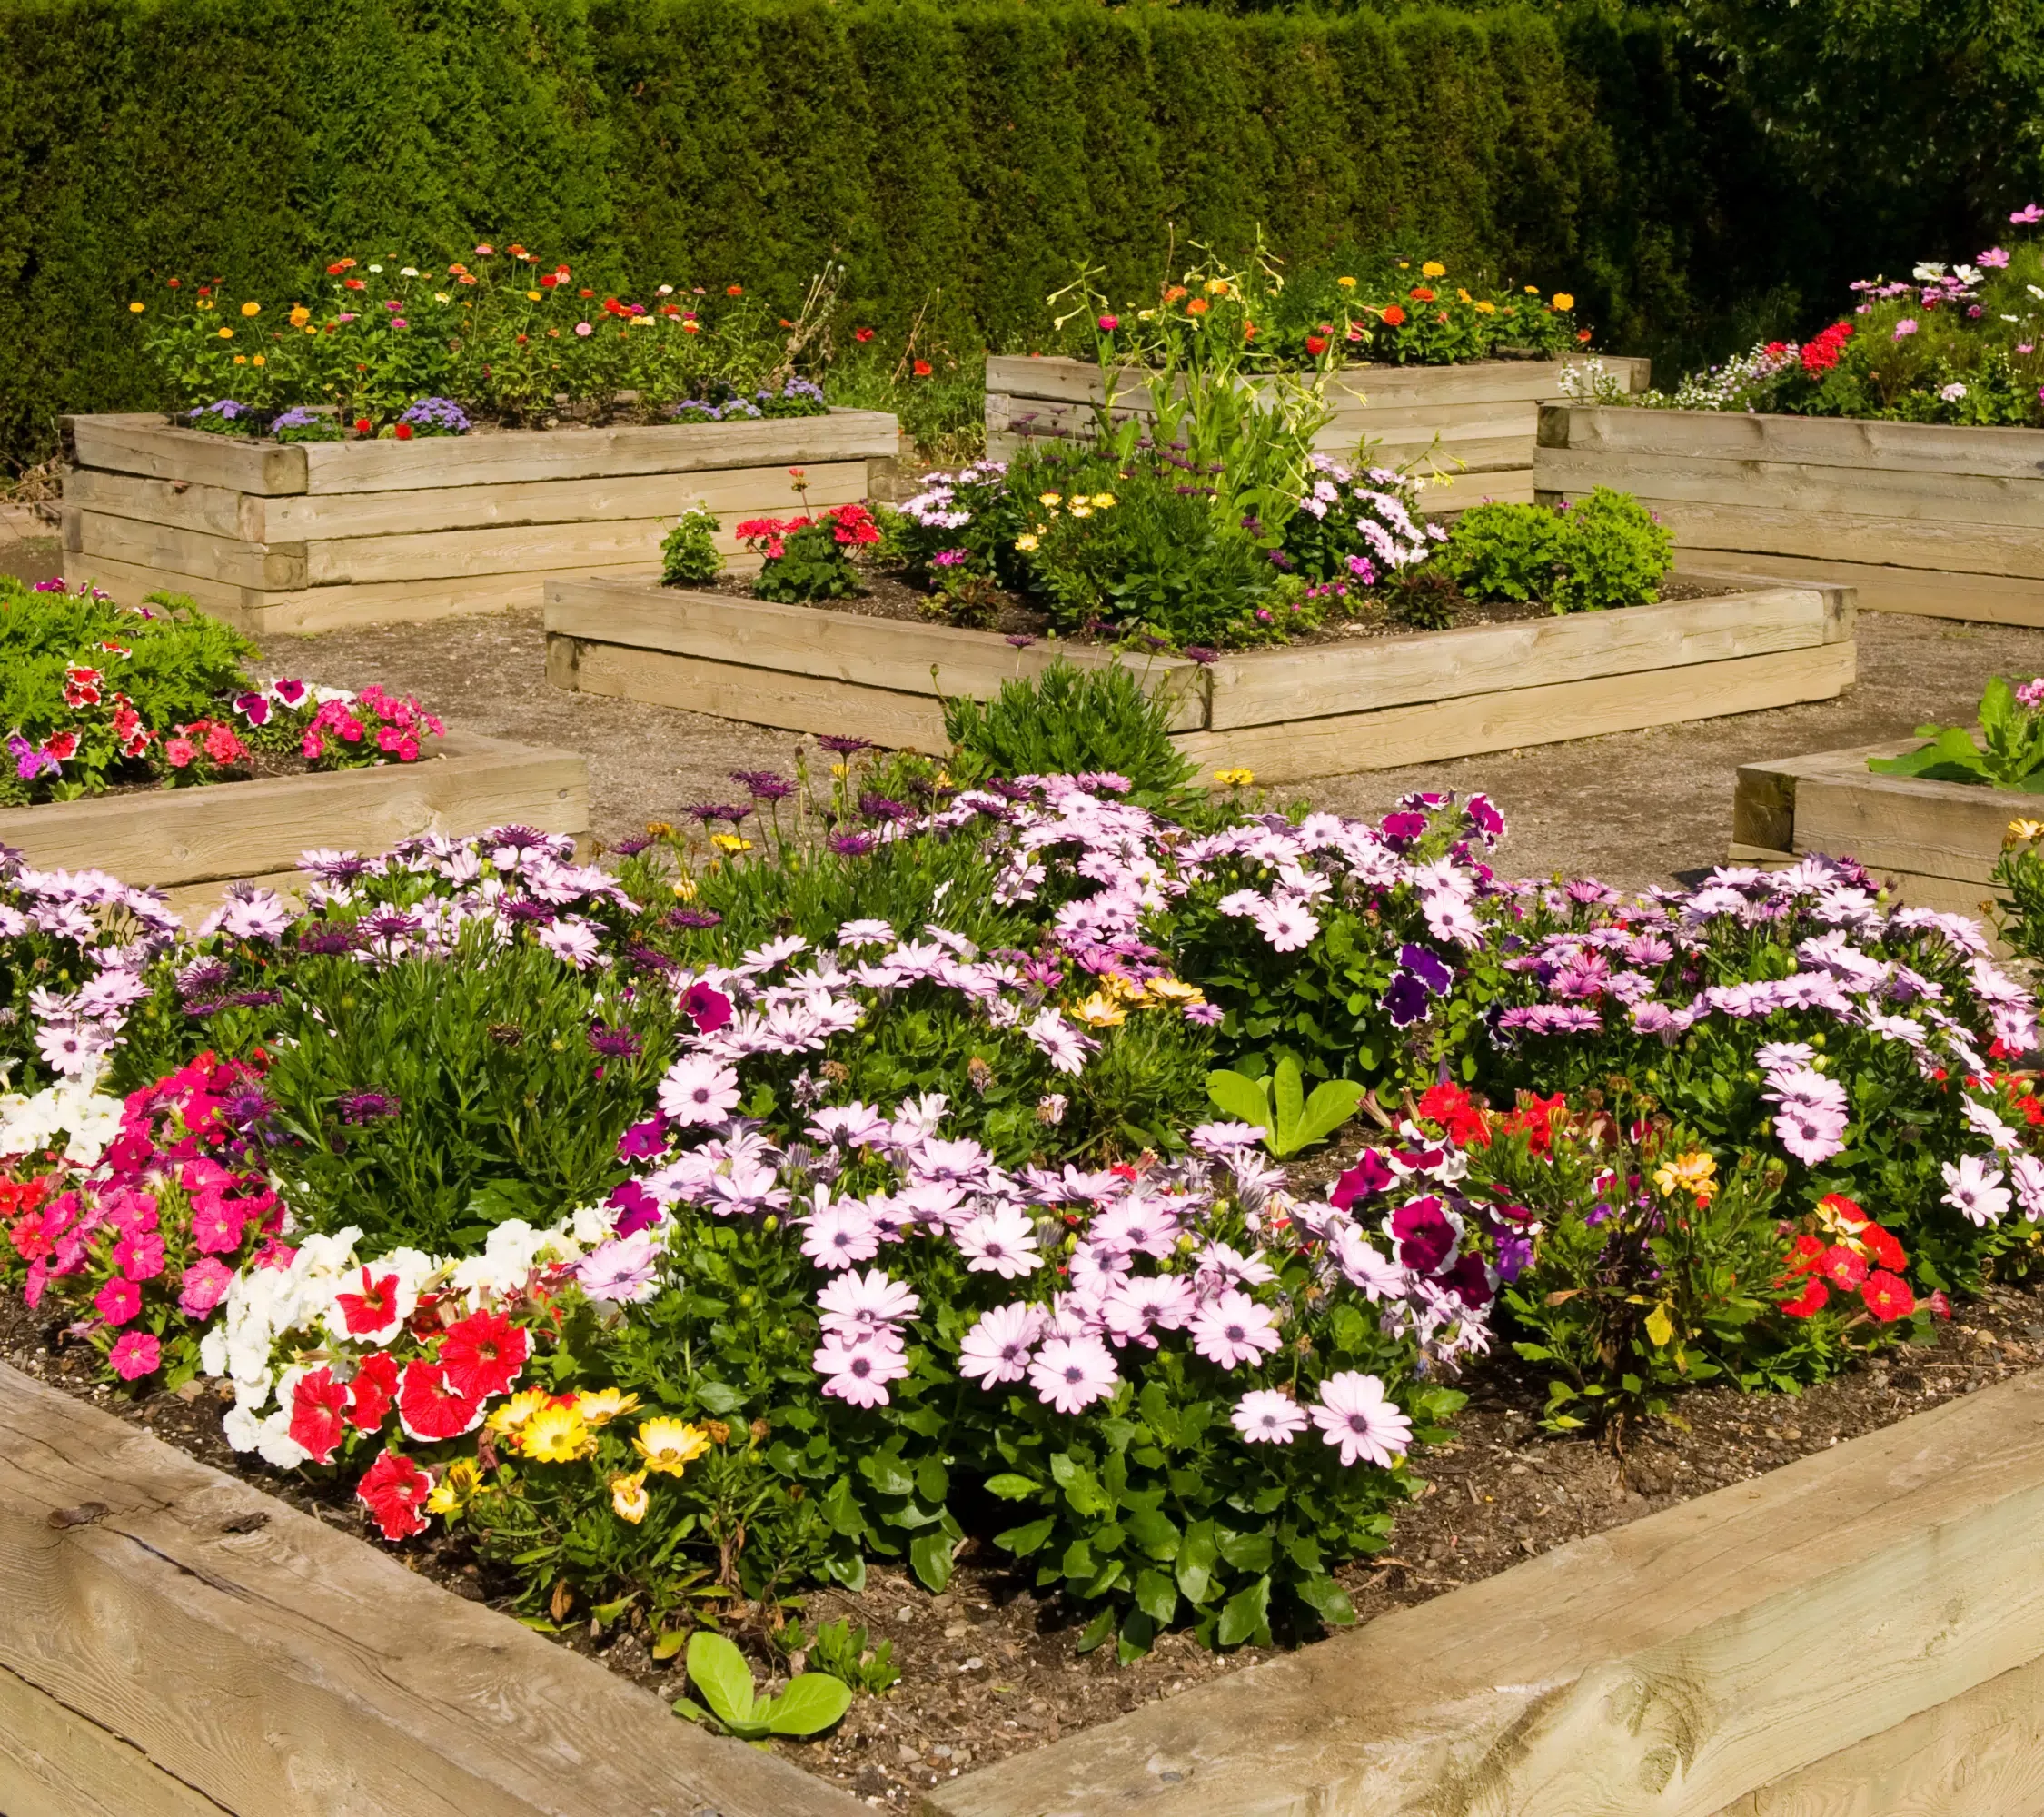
[
  {"left": 1777, "top": 1194, "right": 1918, "bottom": 1321},
  {"left": 1800, "top": 320, "right": 1854, "bottom": 377}
]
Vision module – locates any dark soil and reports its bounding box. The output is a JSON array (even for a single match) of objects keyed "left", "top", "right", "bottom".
[{"left": 7, "top": 1275, "right": 2040, "bottom": 1806}]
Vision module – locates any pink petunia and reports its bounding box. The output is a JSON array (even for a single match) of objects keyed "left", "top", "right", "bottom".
[
  {"left": 176, "top": 1256, "right": 234, "bottom": 1317},
  {"left": 112, "top": 1227, "right": 166, "bottom": 1283},
  {"left": 109, "top": 1330, "right": 162, "bottom": 1380},
  {"left": 94, "top": 1275, "right": 142, "bottom": 1326}
]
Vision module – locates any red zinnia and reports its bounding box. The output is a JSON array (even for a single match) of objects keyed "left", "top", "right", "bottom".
[
  {"left": 1381, "top": 304, "right": 1406, "bottom": 327},
  {"left": 854, "top": 326, "right": 875, "bottom": 343},
  {"left": 913, "top": 359, "right": 933, "bottom": 377},
  {"left": 289, "top": 1366, "right": 350, "bottom": 1465},
  {"left": 1860, "top": 1269, "right": 1916, "bottom": 1323},
  {"left": 1409, "top": 286, "right": 1436, "bottom": 303},
  {"left": 335, "top": 1268, "right": 401, "bottom": 1336},
  {"left": 438, "top": 1309, "right": 528, "bottom": 1401},
  {"left": 353, "top": 417, "right": 372, "bottom": 435},
  {"left": 396, "top": 1359, "right": 482, "bottom": 1443},
  {"left": 393, "top": 422, "right": 414, "bottom": 441},
  {"left": 1305, "top": 333, "right": 1329, "bottom": 356},
  {"left": 358, "top": 1450, "right": 432, "bottom": 1541}
]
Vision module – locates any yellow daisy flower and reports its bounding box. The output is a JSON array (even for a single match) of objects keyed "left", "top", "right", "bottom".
[
  {"left": 520, "top": 1405, "right": 597, "bottom": 1464},
  {"left": 610, "top": 1471, "right": 650, "bottom": 1524},
  {"left": 575, "top": 1387, "right": 642, "bottom": 1426},
  {"left": 634, "top": 1417, "right": 713, "bottom": 1477},
  {"left": 485, "top": 1385, "right": 552, "bottom": 1436},
  {"left": 425, "top": 1459, "right": 481, "bottom": 1516}
]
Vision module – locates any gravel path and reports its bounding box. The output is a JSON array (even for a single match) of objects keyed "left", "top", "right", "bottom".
[{"left": 249, "top": 606, "right": 2044, "bottom": 888}]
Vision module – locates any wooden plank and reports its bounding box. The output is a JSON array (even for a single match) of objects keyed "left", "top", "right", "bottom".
[
  {"left": 0, "top": 732, "right": 588, "bottom": 888},
  {"left": 0, "top": 1363, "right": 860, "bottom": 1817},
  {"left": 244, "top": 562, "right": 666, "bottom": 635},
  {"left": 934, "top": 1373, "right": 2044, "bottom": 1817},
  {"left": 1790, "top": 768, "right": 2021, "bottom": 888},
  {"left": 254, "top": 459, "right": 867, "bottom": 541},
  {"left": 1540, "top": 402, "right": 2044, "bottom": 480},
  {"left": 300, "top": 409, "right": 898, "bottom": 494},
  {"left": 1537, "top": 446, "right": 2044, "bottom": 531},
  {"left": 1172, "top": 642, "right": 1854, "bottom": 783},
  {"left": 1671, "top": 549, "right": 2044, "bottom": 628},
  {"left": 0, "top": 1659, "right": 232, "bottom": 1816},
  {"left": 50, "top": 549, "right": 256, "bottom": 623},
  {"left": 1721, "top": 1655, "right": 2044, "bottom": 1817},
  {"left": 1206, "top": 588, "right": 1828, "bottom": 730},
  {"left": 1416, "top": 471, "right": 1535, "bottom": 511},
  {"left": 542, "top": 580, "right": 1209, "bottom": 730},
  {"left": 61, "top": 467, "right": 249, "bottom": 541},
  {"left": 554, "top": 637, "right": 955, "bottom": 754},
  {"left": 66, "top": 416, "right": 307, "bottom": 495},
  {"left": 71, "top": 509, "right": 305, "bottom": 591},
  {"left": 1601, "top": 497, "right": 2044, "bottom": 580}
]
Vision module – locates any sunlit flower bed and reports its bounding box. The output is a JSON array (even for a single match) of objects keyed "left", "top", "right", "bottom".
[{"left": 2, "top": 752, "right": 2039, "bottom": 1663}]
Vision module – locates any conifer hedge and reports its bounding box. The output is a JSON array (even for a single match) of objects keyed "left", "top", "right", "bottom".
[{"left": 0, "top": 0, "right": 1872, "bottom": 462}]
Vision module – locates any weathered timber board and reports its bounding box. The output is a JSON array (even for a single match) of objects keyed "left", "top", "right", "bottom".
[
  {"left": 0, "top": 1362, "right": 860, "bottom": 1817},
  {"left": 1672, "top": 549, "right": 2044, "bottom": 629},
  {"left": 543, "top": 579, "right": 1206, "bottom": 729},
  {"left": 248, "top": 562, "right": 669, "bottom": 635},
  {"left": 932, "top": 1372, "right": 2044, "bottom": 1817},
  {"left": 0, "top": 732, "right": 587, "bottom": 888},
  {"left": 63, "top": 417, "right": 307, "bottom": 494},
  {"left": 59, "top": 550, "right": 253, "bottom": 620},
  {"left": 67, "top": 509, "right": 306, "bottom": 591},
  {"left": 62, "top": 466, "right": 251, "bottom": 541},
  {"left": 1595, "top": 497, "right": 2044, "bottom": 581},
  {"left": 0, "top": 1657, "right": 232, "bottom": 1817}
]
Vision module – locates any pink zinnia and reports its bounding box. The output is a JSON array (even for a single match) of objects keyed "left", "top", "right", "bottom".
[
  {"left": 94, "top": 1275, "right": 142, "bottom": 1326},
  {"left": 812, "top": 1333, "right": 908, "bottom": 1407},
  {"left": 1190, "top": 1291, "right": 1283, "bottom": 1370},
  {"left": 109, "top": 1329, "right": 161, "bottom": 1380},
  {"left": 958, "top": 1302, "right": 1043, "bottom": 1387},
  {"left": 1027, "top": 1335, "right": 1119, "bottom": 1414},
  {"left": 1311, "top": 1372, "right": 1412, "bottom": 1467}
]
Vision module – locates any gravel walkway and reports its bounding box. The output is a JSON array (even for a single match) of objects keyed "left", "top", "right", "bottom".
[{"left": 249, "top": 607, "right": 2044, "bottom": 889}]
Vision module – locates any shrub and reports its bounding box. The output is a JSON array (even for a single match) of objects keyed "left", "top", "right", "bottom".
[
  {"left": 1432, "top": 490, "right": 1670, "bottom": 613},
  {"left": 1433, "top": 501, "right": 1563, "bottom": 602},
  {"left": 660, "top": 507, "right": 724, "bottom": 587},
  {"left": 1869, "top": 674, "right": 2044, "bottom": 789},
  {"left": 940, "top": 660, "right": 1197, "bottom": 807}
]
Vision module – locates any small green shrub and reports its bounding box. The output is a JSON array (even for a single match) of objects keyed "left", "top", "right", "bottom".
[
  {"left": 1386, "top": 566, "right": 1462, "bottom": 630},
  {"left": 799, "top": 1617, "right": 901, "bottom": 1695},
  {"left": 1549, "top": 488, "right": 1673, "bottom": 612},
  {"left": 660, "top": 507, "right": 724, "bottom": 588},
  {"left": 941, "top": 660, "right": 1197, "bottom": 804},
  {"left": 1433, "top": 502, "right": 1562, "bottom": 602}
]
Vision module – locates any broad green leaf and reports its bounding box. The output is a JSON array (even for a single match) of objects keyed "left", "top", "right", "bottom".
[
  {"left": 1124, "top": 1504, "right": 1180, "bottom": 1559},
  {"left": 1176, "top": 1519, "right": 1219, "bottom": 1604},
  {"left": 1217, "top": 1574, "right": 1272, "bottom": 1648},
  {"left": 766, "top": 1673, "right": 854, "bottom": 1737},
  {"left": 651, "top": 1626, "right": 688, "bottom": 1662},
  {"left": 858, "top": 1453, "right": 915, "bottom": 1497},
  {"left": 909, "top": 1530, "right": 956, "bottom": 1593},
  {"left": 1205, "top": 1069, "right": 1273, "bottom": 1131},
  {"left": 984, "top": 1473, "right": 1039, "bottom": 1502},
  {"left": 1216, "top": 1526, "right": 1273, "bottom": 1572},
  {"left": 1295, "top": 1574, "right": 1356, "bottom": 1625},
  {"left": 914, "top": 1455, "right": 949, "bottom": 1505},
  {"left": 1075, "top": 1606, "right": 1116, "bottom": 1654},
  {"left": 687, "top": 1632, "right": 759, "bottom": 1729},
  {"left": 1133, "top": 1566, "right": 1179, "bottom": 1625},
  {"left": 1116, "top": 1610, "right": 1158, "bottom": 1665},
  {"left": 995, "top": 1516, "right": 1056, "bottom": 1556},
  {"left": 1294, "top": 1079, "right": 1367, "bottom": 1148},
  {"left": 1271, "top": 1057, "right": 1305, "bottom": 1143}
]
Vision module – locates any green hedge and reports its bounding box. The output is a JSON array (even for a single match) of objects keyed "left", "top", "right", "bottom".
[{"left": 0, "top": 0, "right": 1938, "bottom": 463}]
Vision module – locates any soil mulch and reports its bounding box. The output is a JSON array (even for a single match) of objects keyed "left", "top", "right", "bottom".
[{"left": 6, "top": 1276, "right": 2039, "bottom": 1806}]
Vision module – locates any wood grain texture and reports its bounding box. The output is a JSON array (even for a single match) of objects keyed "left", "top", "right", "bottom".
[
  {"left": 300, "top": 409, "right": 897, "bottom": 493},
  {"left": 244, "top": 562, "right": 666, "bottom": 634},
  {"left": 542, "top": 580, "right": 1206, "bottom": 730},
  {"left": 64, "top": 416, "right": 308, "bottom": 495},
  {"left": 931, "top": 1373, "right": 2044, "bottom": 1817},
  {"left": 62, "top": 465, "right": 251, "bottom": 541},
  {"left": 0, "top": 732, "right": 588, "bottom": 889},
  {"left": 1589, "top": 497, "right": 2044, "bottom": 581},
  {"left": 1667, "top": 550, "right": 2044, "bottom": 628},
  {"left": 1173, "top": 643, "right": 1855, "bottom": 782},
  {"left": 1540, "top": 402, "right": 2044, "bottom": 478},
  {"left": 0, "top": 1659, "right": 233, "bottom": 1817},
  {"left": 70, "top": 509, "right": 306, "bottom": 590},
  {"left": 1203, "top": 588, "right": 1830, "bottom": 730},
  {"left": 985, "top": 355, "right": 1649, "bottom": 412},
  {"left": 0, "top": 1362, "right": 861, "bottom": 1817}
]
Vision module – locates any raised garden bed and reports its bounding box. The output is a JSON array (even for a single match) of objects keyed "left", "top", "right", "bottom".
[
  {"left": 56, "top": 408, "right": 899, "bottom": 635},
  {"left": 9, "top": 1347, "right": 2044, "bottom": 1816},
  {"left": 1536, "top": 403, "right": 2044, "bottom": 629},
  {"left": 1731, "top": 737, "right": 2009, "bottom": 924},
  {"left": 985, "top": 354, "right": 1652, "bottom": 511},
  {"left": 0, "top": 729, "right": 587, "bottom": 911},
  {"left": 543, "top": 573, "right": 1855, "bottom": 784}
]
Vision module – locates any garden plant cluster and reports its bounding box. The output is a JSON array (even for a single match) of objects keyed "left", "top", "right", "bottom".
[{"left": 5, "top": 659, "right": 2043, "bottom": 1680}]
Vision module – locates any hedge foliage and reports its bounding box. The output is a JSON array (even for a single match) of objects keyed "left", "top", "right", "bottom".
[{"left": 0, "top": 0, "right": 2006, "bottom": 464}]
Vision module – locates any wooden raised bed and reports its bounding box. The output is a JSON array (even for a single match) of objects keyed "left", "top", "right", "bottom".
[
  {"left": 542, "top": 575, "right": 1855, "bottom": 786},
  {"left": 0, "top": 730, "right": 588, "bottom": 912},
  {"left": 935, "top": 1370, "right": 2044, "bottom": 1817},
  {"left": 56, "top": 408, "right": 899, "bottom": 635},
  {"left": 1536, "top": 403, "right": 2044, "bottom": 629},
  {"left": 985, "top": 354, "right": 1652, "bottom": 511},
  {"left": 1732, "top": 737, "right": 2016, "bottom": 924}
]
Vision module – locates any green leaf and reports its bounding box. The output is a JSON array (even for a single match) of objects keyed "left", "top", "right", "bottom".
[
  {"left": 693, "top": 1379, "right": 745, "bottom": 1415},
  {"left": 1133, "top": 1566, "right": 1179, "bottom": 1625},
  {"left": 1216, "top": 1527, "right": 1273, "bottom": 1573},
  {"left": 1217, "top": 1574, "right": 1272, "bottom": 1648},
  {"left": 995, "top": 1516, "right": 1056, "bottom": 1557},
  {"left": 984, "top": 1473, "right": 1039, "bottom": 1502},
  {"left": 1124, "top": 1504, "right": 1180, "bottom": 1559},
  {"left": 687, "top": 1633, "right": 759, "bottom": 1730},
  {"left": 651, "top": 1626, "right": 689, "bottom": 1662},
  {"left": 1048, "top": 1452, "right": 1111, "bottom": 1517},
  {"left": 1271, "top": 1057, "right": 1305, "bottom": 1144},
  {"left": 1176, "top": 1519, "right": 1219, "bottom": 1605},
  {"left": 859, "top": 1453, "right": 915, "bottom": 1497},
  {"left": 765, "top": 1673, "right": 853, "bottom": 1737},
  {"left": 909, "top": 1530, "right": 956, "bottom": 1594},
  {"left": 1075, "top": 1606, "right": 1116, "bottom": 1654},
  {"left": 1116, "top": 1610, "right": 1158, "bottom": 1665},
  {"left": 1295, "top": 1574, "right": 1356, "bottom": 1626},
  {"left": 1205, "top": 1068, "right": 1273, "bottom": 1132},
  {"left": 1293, "top": 1078, "right": 1367, "bottom": 1148},
  {"left": 915, "top": 1455, "right": 949, "bottom": 1505}
]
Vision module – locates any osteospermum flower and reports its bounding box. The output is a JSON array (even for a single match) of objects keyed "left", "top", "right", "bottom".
[
  {"left": 1190, "top": 1291, "right": 1284, "bottom": 1370},
  {"left": 1027, "top": 1335, "right": 1119, "bottom": 1414},
  {"left": 813, "top": 1333, "right": 909, "bottom": 1407},
  {"left": 634, "top": 1416, "right": 713, "bottom": 1475},
  {"left": 1232, "top": 1389, "right": 1308, "bottom": 1444},
  {"left": 1942, "top": 1155, "right": 2011, "bottom": 1226},
  {"left": 958, "top": 1302, "right": 1043, "bottom": 1385},
  {"left": 799, "top": 1197, "right": 884, "bottom": 1270},
  {"left": 659, "top": 1054, "right": 742, "bottom": 1126},
  {"left": 520, "top": 1404, "right": 597, "bottom": 1463},
  {"left": 610, "top": 1471, "right": 650, "bottom": 1524},
  {"left": 575, "top": 1387, "right": 642, "bottom": 1426},
  {"left": 485, "top": 1385, "right": 553, "bottom": 1436},
  {"left": 1310, "top": 1372, "right": 1412, "bottom": 1467},
  {"left": 956, "top": 1205, "right": 1042, "bottom": 1279},
  {"left": 816, "top": 1268, "right": 921, "bottom": 1341}
]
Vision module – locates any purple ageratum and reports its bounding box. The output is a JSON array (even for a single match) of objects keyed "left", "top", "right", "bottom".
[
  {"left": 398, "top": 397, "right": 471, "bottom": 434},
  {"left": 8, "top": 735, "right": 59, "bottom": 782}
]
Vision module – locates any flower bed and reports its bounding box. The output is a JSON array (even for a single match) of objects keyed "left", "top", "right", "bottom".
[{"left": 543, "top": 571, "right": 1854, "bottom": 782}]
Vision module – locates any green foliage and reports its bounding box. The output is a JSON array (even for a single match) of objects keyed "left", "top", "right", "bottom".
[
  {"left": 1433, "top": 501, "right": 1562, "bottom": 603},
  {"left": 1385, "top": 566, "right": 1462, "bottom": 630},
  {"left": 941, "top": 660, "right": 1199, "bottom": 808},
  {"left": 675, "top": 1632, "right": 852, "bottom": 1743},
  {"left": 1869, "top": 675, "right": 2044, "bottom": 790},
  {"left": 660, "top": 507, "right": 724, "bottom": 587},
  {"left": 797, "top": 1617, "right": 900, "bottom": 1694},
  {"left": 1431, "top": 490, "right": 1670, "bottom": 614},
  {"left": 1206, "top": 1057, "right": 1364, "bottom": 1157},
  {"left": 1994, "top": 823, "right": 2044, "bottom": 961}
]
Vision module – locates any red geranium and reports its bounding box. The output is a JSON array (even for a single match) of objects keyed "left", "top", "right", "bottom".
[
  {"left": 854, "top": 326, "right": 875, "bottom": 343},
  {"left": 289, "top": 1366, "right": 350, "bottom": 1465},
  {"left": 358, "top": 1450, "right": 432, "bottom": 1541},
  {"left": 1417, "top": 1081, "right": 1489, "bottom": 1148},
  {"left": 438, "top": 1309, "right": 528, "bottom": 1401},
  {"left": 395, "top": 1359, "right": 482, "bottom": 1443}
]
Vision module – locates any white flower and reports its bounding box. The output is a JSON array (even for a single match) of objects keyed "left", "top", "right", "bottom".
[{"left": 1942, "top": 1155, "right": 2012, "bottom": 1226}]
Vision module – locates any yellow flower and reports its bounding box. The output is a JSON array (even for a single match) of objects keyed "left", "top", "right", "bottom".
[
  {"left": 233, "top": 354, "right": 247, "bottom": 365},
  {"left": 709, "top": 833, "right": 753, "bottom": 853},
  {"left": 1205, "top": 277, "right": 1230, "bottom": 295},
  {"left": 1073, "top": 991, "right": 1127, "bottom": 1028},
  {"left": 1652, "top": 1151, "right": 1718, "bottom": 1203},
  {"left": 1145, "top": 977, "right": 1206, "bottom": 1005},
  {"left": 251, "top": 354, "right": 266, "bottom": 367},
  {"left": 830, "top": 761, "right": 850, "bottom": 778},
  {"left": 289, "top": 304, "right": 311, "bottom": 327},
  {"left": 1038, "top": 491, "right": 1062, "bottom": 507},
  {"left": 128, "top": 301, "right": 145, "bottom": 314},
  {"left": 528, "top": 290, "right": 542, "bottom": 302},
  {"left": 216, "top": 327, "right": 234, "bottom": 340},
  {"left": 575, "top": 1387, "right": 642, "bottom": 1426},
  {"left": 1474, "top": 301, "right": 1497, "bottom": 315},
  {"left": 671, "top": 874, "right": 698, "bottom": 901},
  {"left": 1213, "top": 768, "right": 1255, "bottom": 788},
  {"left": 2007, "top": 818, "right": 2044, "bottom": 847},
  {"left": 1456, "top": 288, "right": 1472, "bottom": 303},
  {"left": 436, "top": 292, "right": 451, "bottom": 304},
  {"left": 1068, "top": 503, "right": 1093, "bottom": 519},
  {"left": 1398, "top": 261, "right": 1411, "bottom": 269},
  {"left": 521, "top": 1405, "right": 597, "bottom": 1463},
  {"left": 486, "top": 1386, "right": 553, "bottom": 1435},
  {"left": 610, "top": 1471, "right": 650, "bottom": 1524},
  {"left": 1014, "top": 533, "right": 1039, "bottom": 552},
  {"left": 1089, "top": 492, "right": 1116, "bottom": 508},
  {"left": 1552, "top": 293, "right": 1575, "bottom": 312},
  {"left": 1336, "top": 275, "right": 1357, "bottom": 290},
  {"left": 634, "top": 1417, "right": 712, "bottom": 1476},
  {"left": 1422, "top": 261, "right": 1447, "bottom": 278},
  {"left": 425, "top": 1459, "right": 481, "bottom": 1516},
  {"left": 1524, "top": 285, "right": 1540, "bottom": 294},
  {"left": 241, "top": 300, "right": 262, "bottom": 317}
]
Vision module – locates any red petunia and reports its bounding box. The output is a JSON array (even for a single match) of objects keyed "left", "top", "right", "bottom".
[
  {"left": 397, "top": 1359, "right": 483, "bottom": 1443},
  {"left": 438, "top": 1310, "right": 528, "bottom": 1401},
  {"left": 1859, "top": 1223, "right": 1907, "bottom": 1273},
  {"left": 357, "top": 1450, "right": 432, "bottom": 1541},
  {"left": 1860, "top": 1270, "right": 1916, "bottom": 1323},
  {"left": 346, "top": 1351, "right": 399, "bottom": 1431},
  {"left": 1780, "top": 1276, "right": 1829, "bottom": 1318},
  {"left": 289, "top": 1366, "right": 350, "bottom": 1465},
  {"left": 1816, "top": 1244, "right": 1869, "bottom": 1291},
  {"left": 335, "top": 1268, "right": 402, "bottom": 1337}
]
